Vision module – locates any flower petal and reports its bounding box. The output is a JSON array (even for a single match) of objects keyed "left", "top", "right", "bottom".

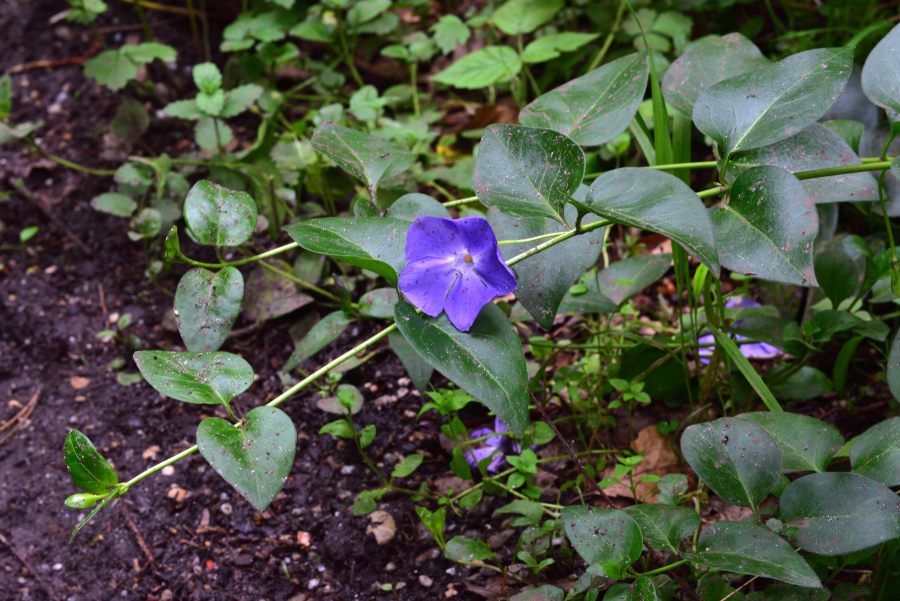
[
  {"left": 739, "top": 341, "right": 781, "bottom": 360},
  {"left": 455, "top": 216, "right": 502, "bottom": 257},
  {"left": 405, "top": 216, "right": 467, "bottom": 261},
  {"left": 399, "top": 257, "right": 458, "bottom": 317},
  {"left": 473, "top": 246, "right": 517, "bottom": 295},
  {"left": 444, "top": 268, "right": 499, "bottom": 331},
  {"left": 465, "top": 446, "right": 495, "bottom": 469}
]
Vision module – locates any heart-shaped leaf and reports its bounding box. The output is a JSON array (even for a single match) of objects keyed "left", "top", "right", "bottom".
[
  {"left": 862, "top": 23, "right": 900, "bottom": 112},
  {"left": 623, "top": 504, "right": 701, "bottom": 554},
  {"left": 64, "top": 430, "right": 118, "bottom": 495},
  {"left": 585, "top": 168, "right": 719, "bottom": 277},
  {"left": 850, "top": 417, "right": 900, "bottom": 486},
  {"left": 489, "top": 201, "right": 604, "bottom": 329},
  {"left": 780, "top": 472, "right": 900, "bottom": 555},
  {"left": 388, "top": 329, "right": 434, "bottom": 391},
  {"left": 683, "top": 521, "right": 821, "bottom": 587},
  {"left": 739, "top": 412, "right": 842, "bottom": 473},
  {"left": 694, "top": 47, "right": 853, "bottom": 156},
  {"left": 283, "top": 311, "right": 353, "bottom": 372},
  {"left": 662, "top": 33, "right": 769, "bottom": 119},
  {"left": 311, "top": 121, "right": 413, "bottom": 199},
  {"left": 285, "top": 217, "right": 408, "bottom": 286},
  {"left": 561, "top": 506, "right": 643, "bottom": 567},
  {"left": 134, "top": 351, "right": 253, "bottom": 406},
  {"left": 681, "top": 417, "right": 781, "bottom": 507},
  {"left": 394, "top": 301, "right": 528, "bottom": 435},
  {"left": 709, "top": 166, "right": 818, "bottom": 286},
  {"left": 386, "top": 193, "right": 451, "bottom": 222},
  {"left": 183, "top": 180, "right": 257, "bottom": 247},
  {"left": 242, "top": 266, "right": 314, "bottom": 322},
  {"left": 174, "top": 267, "right": 244, "bottom": 352},
  {"left": 725, "top": 123, "right": 878, "bottom": 204},
  {"left": 197, "top": 406, "right": 296, "bottom": 512},
  {"left": 474, "top": 124, "right": 584, "bottom": 226},
  {"left": 519, "top": 52, "right": 648, "bottom": 146}
]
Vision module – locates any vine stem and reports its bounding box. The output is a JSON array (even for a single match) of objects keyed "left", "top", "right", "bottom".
[
  {"left": 443, "top": 196, "right": 479, "bottom": 207},
  {"left": 27, "top": 140, "right": 116, "bottom": 177}
]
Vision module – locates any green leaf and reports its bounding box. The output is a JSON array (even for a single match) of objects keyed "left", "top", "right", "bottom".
[
  {"left": 133, "top": 350, "right": 253, "bottom": 406},
  {"left": 121, "top": 42, "right": 176, "bottom": 64},
  {"left": 714, "top": 328, "right": 784, "bottom": 413},
  {"left": 694, "top": 47, "right": 853, "bottom": 156},
  {"left": 738, "top": 412, "right": 842, "bottom": 473},
  {"left": 284, "top": 217, "right": 408, "bottom": 286},
  {"left": 69, "top": 492, "right": 118, "bottom": 542},
  {"left": 769, "top": 367, "right": 833, "bottom": 400},
  {"left": 64, "top": 430, "right": 118, "bottom": 494},
  {"left": 394, "top": 301, "right": 529, "bottom": 436},
  {"left": 196, "top": 90, "right": 225, "bottom": 116},
  {"left": 822, "top": 119, "right": 865, "bottom": 153},
  {"left": 623, "top": 504, "right": 701, "bottom": 554},
  {"left": 850, "top": 417, "right": 900, "bottom": 486},
  {"left": 815, "top": 244, "right": 859, "bottom": 307},
  {"left": 444, "top": 535, "right": 495, "bottom": 562},
  {"left": 492, "top": 0, "right": 563, "bottom": 35},
  {"left": 164, "top": 98, "right": 204, "bottom": 120},
  {"left": 0, "top": 121, "right": 42, "bottom": 145},
  {"left": 746, "top": 584, "right": 831, "bottom": 601},
  {"left": 862, "top": 24, "right": 900, "bottom": 112},
  {"left": 683, "top": 521, "right": 821, "bottom": 587},
  {"left": 317, "top": 384, "right": 363, "bottom": 415},
  {"left": 289, "top": 19, "right": 333, "bottom": 43},
  {"left": 242, "top": 266, "right": 313, "bottom": 322},
  {"left": 359, "top": 288, "right": 399, "bottom": 319},
  {"left": 474, "top": 124, "right": 584, "bottom": 226},
  {"left": 311, "top": 122, "right": 413, "bottom": 198},
  {"left": 83, "top": 50, "right": 139, "bottom": 91},
  {"left": 197, "top": 406, "right": 296, "bottom": 512},
  {"left": 127, "top": 207, "right": 161, "bottom": 241},
  {"left": 391, "top": 453, "right": 424, "bottom": 479},
  {"left": 388, "top": 330, "right": 434, "bottom": 391},
  {"left": 662, "top": 33, "right": 769, "bottom": 119},
  {"left": 192, "top": 62, "right": 222, "bottom": 94},
  {"left": 780, "top": 472, "right": 900, "bottom": 555},
  {"left": 0, "top": 74, "right": 12, "bottom": 120},
  {"left": 521, "top": 32, "right": 600, "bottom": 64},
  {"left": 346, "top": 0, "right": 389, "bottom": 26},
  {"left": 511, "top": 585, "right": 564, "bottom": 601},
  {"left": 494, "top": 499, "right": 544, "bottom": 525},
  {"left": 319, "top": 419, "right": 354, "bottom": 438},
  {"left": 587, "top": 254, "right": 674, "bottom": 306},
  {"left": 489, "top": 202, "right": 604, "bottom": 329},
  {"left": 681, "top": 417, "right": 781, "bottom": 507},
  {"left": 283, "top": 311, "right": 353, "bottom": 372},
  {"left": 431, "top": 14, "right": 469, "bottom": 55},
  {"left": 220, "top": 84, "right": 264, "bottom": 118},
  {"left": 91, "top": 192, "right": 137, "bottom": 217},
  {"left": 416, "top": 506, "right": 447, "bottom": 549},
  {"left": 561, "top": 506, "right": 643, "bottom": 567},
  {"left": 520, "top": 53, "right": 648, "bottom": 146},
  {"left": 725, "top": 123, "right": 878, "bottom": 204},
  {"left": 585, "top": 168, "right": 719, "bottom": 277},
  {"left": 431, "top": 46, "right": 522, "bottom": 89},
  {"left": 174, "top": 267, "right": 244, "bottom": 352},
  {"left": 183, "top": 180, "right": 257, "bottom": 247},
  {"left": 194, "top": 117, "right": 233, "bottom": 151},
  {"left": 386, "top": 193, "right": 451, "bottom": 222},
  {"left": 710, "top": 166, "right": 818, "bottom": 286}
]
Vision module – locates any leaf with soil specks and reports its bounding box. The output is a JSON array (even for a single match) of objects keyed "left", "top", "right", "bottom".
[
  {"left": 197, "top": 406, "right": 296, "bottom": 512},
  {"left": 623, "top": 504, "right": 700, "bottom": 554},
  {"left": 134, "top": 350, "right": 253, "bottom": 406},
  {"left": 64, "top": 430, "right": 118, "bottom": 495},
  {"left": 850, "top": 417, "right": 900, "bottom": 486},
  {"left": 561, "top": 506, "right": 642, "bottom": 567},
  {"left": 175, "top": 267, "right": 244, "bottom": 352},
  {"left": 739, "top": 412, "right": 843, "bottom": 473},
  {"left": 183, "top": 180, "right": 257, "bottom": 247},
  {"left": 242, "top": 266, "right": 313, "bottom": 322},
  {"left": 862, "top": 23, "right": 900, "bottom": 112}
]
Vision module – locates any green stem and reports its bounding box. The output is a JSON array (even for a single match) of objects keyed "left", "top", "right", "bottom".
[
  {"left": 794, "top": 160, "right": 892, "bottom": 180},
  {"left": 697, "top": 186, "right": 729, "bottom": 199},
  {"left": 443, "top": 196, "right": 479, "bottom": 207},
  {"left": 506, "top": 220, "right": 612, "bottom": 266},
  {"left": 498, "top": 232, "right": 567, "bottom": 246},
  {"left": 28, "top": 140, "right": 116, "bottom": 176},
  {"left": 638, "top": 558, "right": 689, "bottom": 577},
  {"left": 256, "top": 261, "right": 345, "bottom": 304},
  {"left": 335, "top": 11, "right": 364, "bottom": 87},
  {"left": 175, "top": 243, "right": 298, "bottom": 269},
  {"left": 410, "top": 61, "right": 420, "bottom": 118},
  {"left": 585, "top": 0, "right": 627, "bottom": 73}
]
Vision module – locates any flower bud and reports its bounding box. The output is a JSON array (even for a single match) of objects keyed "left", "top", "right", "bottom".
[{"left": 65, "top": 493, "right": 100, "bottom": 509}]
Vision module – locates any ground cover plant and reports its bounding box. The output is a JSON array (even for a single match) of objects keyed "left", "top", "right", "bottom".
[{"left": 6, "top": 0, "right": 900, "bottom": 599}]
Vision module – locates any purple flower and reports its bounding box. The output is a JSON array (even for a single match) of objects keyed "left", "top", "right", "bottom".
[
  {"left": 698, "top": 298, "right": 780, "bottom": 364},
  {"left": 464, "top": 417, "right": 526, "bottom": 473},
  {"left": 399, "top": 216, "right": 517, "bottom": 332}
]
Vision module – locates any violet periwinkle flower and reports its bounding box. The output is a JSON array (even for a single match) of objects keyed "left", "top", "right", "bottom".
[
  {"left": 465, "top": 417, "right": 529, "bottom": 473},
  {"left": 399, "top": 216, "right": 517, "bottom": 332},
  {"left": 698, "top": 298, "right": 780, "bottom": 364}
]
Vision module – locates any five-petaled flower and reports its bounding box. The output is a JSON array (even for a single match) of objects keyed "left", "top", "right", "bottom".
[{"left": 399, "top": 216, "right": 517, "bottom": 332}]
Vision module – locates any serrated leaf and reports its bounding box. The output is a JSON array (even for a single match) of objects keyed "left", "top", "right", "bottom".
[
  {"left": 395, "top": 301, "right": 529, "bottom": 436},
  {"left": 623, "top": 504, "right": 701, "bottom": 554},
  {"left": 710, "top": 166, "right": 818, "bottom": 286},
  {"left": 64, "top": 430, "right": 118, "bottom": 495},
  {"left": 220, "top": 84, "right": 263, "bottom": 118},
  {"left": 520, "top": 53, "right": 648, "bottom": 146},
  {"left": 174, "top": 267, "right": 244, "bottom": 352},
  {"left": 192, "top": 62, "right": 222, "bottom": 94},
  {"left": 561, "top": 506, "right": 643, "bottom": 567},
  {"left": 491, "top": 0, "right": 563, "bottom": 35},
  {"left": 83, "top": 50, "right": 139, "bottom": 91},
  {"left": 121, "top": 42, "right": 176, "bottom": 64},
  {"left": 289, "top": 19, "right": 333, "bottom": 43},
  {"left": 183, "top": 180, "right": 258, "bottom": 247},
  {"left": 431, "top": 46, "right": 522, "bottom": 89},
  {"left": 431, "top": 14, "right": 469, "bottom": 54},
  {"left": 738, "top": 412, "right": 842, "bottom": 473},
  {"left": 133, "top": 350, "right": 253, "bottom": 405},
  {"left": 91, "top": 192, "right": 137, "bottom": 217},
  {"left": 850, "top": 417, "right": 900, "bottom": 486},
  {"left": 164, "top": 98, "right": 204, "bottom": 120},
  {"left": 197, "top": 406, "right": 296, "bottom": 511},
  {"left": 195, "top": 117, "right": 233, "bottom": 151},
  {"left": 694, "top": 47, "right": 853, "bottom": 156}
]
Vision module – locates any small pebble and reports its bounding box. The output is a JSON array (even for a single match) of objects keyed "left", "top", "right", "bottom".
[
  {"left": 340, "top": 465, "right": 355, "bottom": 475},
  {"left": 396, "top": 387, "right": 409, "bottom": 398},
  {"left": 161, "top": 466, "right": 175, "bottom": 476},
  {"left": 220, "top": 503, "right": 233, "bottom": 516},
  {"left": 419, "top": 575, "right": 433, "bottom": 588},
  {"left": 307, "top": 578, "right": 320, "bottom": 590},
  {"left": 53, "top": 563, "right": 63, "bottom": 571},
  {"left": 384, "top": 562, "right": 396, "bottom": 572},
  {"left": 445, "top": 568, "right": 456, "bottom": 576}
]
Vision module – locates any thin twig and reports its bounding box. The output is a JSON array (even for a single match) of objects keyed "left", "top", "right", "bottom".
[
  {"left": 120, "top": 504, "right": 155, "bottom": 567},
  {"left": 721, "top": 576, "right": 757, "bottom": 600},
  {"left": 0, "top": 531, "right": 60, "bottom": 601},
  {"left": 97, "top": 283, "right": 108, "bottom": 318},
  {"left": 0, "top": 388, "right": 39, "bottom": 433}
]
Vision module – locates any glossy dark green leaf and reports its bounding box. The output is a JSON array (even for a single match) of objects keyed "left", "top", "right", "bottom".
[
  {"left": 359, "top": 288, "right": 399, "bottom": 319},
  {"left": 604, "top": 583, "right": 633, "bottom": 601},
  {"left": 662, "top": 33, "right": 769, "bottom": 119},
  {"left": 311, "top": 121, "right": 413, "bottom": 198},
  {"left": 694, "top": 47, "right": 853, "bottom": 156},
  {"left": 69, "top": 492, "right": 119, "bottom": 543},
  {"left": 861, "top": 23, "right": 900, "bottom": 112},
  {"left": 283, "top": 311, "right": 353, "bottom": 372},
  {"left": 284, "top": 217, "right": 408, "bottom": 286},
  {"left": 174, "top": 267, "right": 244, "bottom": 352},
  {"left": 725, "top": 123, "right": 878, "bottom": 204},
  {"left": 474, "top": 124, "right": 584, "bottom": 226},
  {"left": 738, "top": 412, "right": 842, "bottom": 473},
  {"left": 710, "top": 166, "right": 818, "bottom": 286},
  {"left": 444, "top": 535, "right": 496, "bottom": 562},
  {"left": 769, "top": 367, "right": 833, "bottom": 400},
  {"left": 681, "top": 417, "right": 781, "bottom": 507},
  {"left": 386, "top": 193, "right": 450, "bottom": 221},
  {"left": 561, "top": 506, "right": 643, "bottom": 567},
  {"left": 815, "top": 245, "right": 859, "bottom": 307},
  {"left": 850, "top": 417, "right": 900, "bottom": 486},
  {"left": 183, "top": 180, "right": 257, "bottom": 247},
  {"left": 623, "top": 504, "right": 701, "bottom": 554},
  {"left": 242, "top": 266, "right": 313, "bottom": 322},
  {"left": 388, "top": 330, "right": 434, "bottom": 391},
  {"left": 495, "top": 499, "right": 544, "bottom": 525},
  {"left": 780, "top": 472, "right": 900, "bottom": 555},
  {"left": 519, "top": 53, "right": 648, "bottom": 146},
  {"left": 394, "top": 301, "right": 529, "bottom": 435},
  {"left": 808, "top": 309, "right": 863, "bottom": 342},
  {"left": 683, "top": 521, "right": 820, "bottom": 587},
  {"left": 64, "top": 430, "right": 118, "bottom": 495},
  {"left": 585, "top": 169, "right": 719, "bottom": 277},
  {"left": 164, "top": 226, "right": 183, "bottom": 263},
  {"left": 745, "top": 584, "right": 831, "bottom": 601},
  {"left": 134, "top": 351, "right": 253, "bottom": 405},
  {"left": 489, "top": 202, "right": 604, "bottom": 329},
  {"left": 197, "top": 406, "right": 296, "bottom": 512}
]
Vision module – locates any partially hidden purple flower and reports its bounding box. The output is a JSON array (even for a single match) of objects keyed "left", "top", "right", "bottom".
[
  {"left": 465, "top": 417, "right": 530, "bottom": 473},
  {"left": 698, "top": 298, "right": 780, "bottom": 364},
  {"left": 399, "top": 216, "right": 517, "bottom": 332}
]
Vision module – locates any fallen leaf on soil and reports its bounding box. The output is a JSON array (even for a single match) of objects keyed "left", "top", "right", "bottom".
[
  {"left": 69, "top": 376, "right": 90, "bottom": 390},
  {"left": 600, "top": 425, "right": 681, "bottom": 501},
  {"left": 142, "top": 445, "right": 161, "bottom": 461},
  {"left": 166, "top": 487, "right": 187, "bottom": 502},
  {"left": 366, "top": 510, "right": 396, "bottom": 545}
]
